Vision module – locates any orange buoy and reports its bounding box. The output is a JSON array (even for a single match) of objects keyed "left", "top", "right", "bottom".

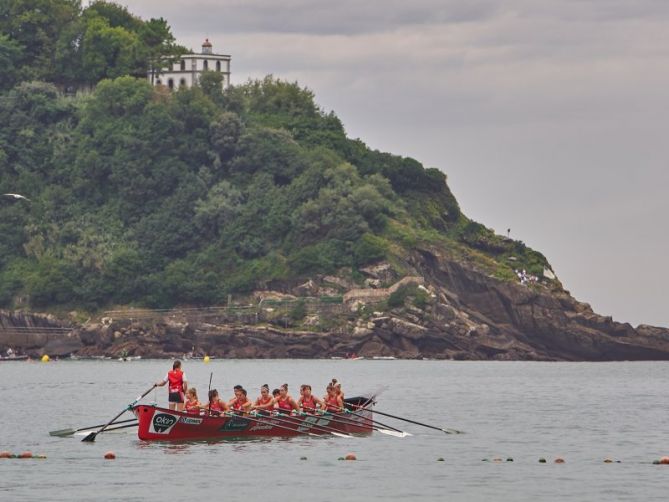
[
  {"left": 492, "top": 458, "right": 502, "bottom": 463},
  {"left": 19, "top": 451, "right": 33, "bottom": 459},
  {"left": 104, "top": 451, "right": 116, "bottom": 460},
  {"left": 0, "top": 451, "right": 11, "bottom": 458},
  {"left": 345, "top": 453, "right": 357, "bottom": 461},
  {"left": 554, "top": 457, "right": 565, "bottom": 464},
  {"left": 659, "top": 456, "right": 669, "bottom": 465}
]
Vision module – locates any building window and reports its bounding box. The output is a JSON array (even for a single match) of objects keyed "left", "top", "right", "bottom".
[
  {"left": 180, "top": 78, "right": 186, "bottom": 87},
  {"left": 216, "top": 61, "right": 221, "bottom": 72},
  {"left": 156, "top": 79, "right": 162, "bottom": 85},
  {"left": 168, "top": 78, "right": 174, "bottom": 90},
  {"left": 180, "top": 60, "right": 185, "bottom": 71},
  {"left": 203, "top": 60, "right": 208, "bottom": 70}
]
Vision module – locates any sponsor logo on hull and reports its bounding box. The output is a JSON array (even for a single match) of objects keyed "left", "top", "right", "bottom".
[
  {"left": 179, "top": 416, "right": 203, "bottom": 425},
  {"left": 221, "top": 417, "right": 250, "bottom": 432},
  {"left": 150, "top": 413, "right": 178, "bottom": 434}
]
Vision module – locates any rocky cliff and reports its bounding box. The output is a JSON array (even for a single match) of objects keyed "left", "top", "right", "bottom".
[{"left": 3, "top": 245, "right": 669, "bottom": 361}]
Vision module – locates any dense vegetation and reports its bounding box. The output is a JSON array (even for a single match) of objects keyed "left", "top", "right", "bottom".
[{"left": 0, "top": 2, "right": 549, "bottom": 311}]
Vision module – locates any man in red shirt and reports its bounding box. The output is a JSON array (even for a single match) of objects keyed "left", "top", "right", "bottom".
[{"left": 156, "top": 360, "right": 188, "bottom": 411}]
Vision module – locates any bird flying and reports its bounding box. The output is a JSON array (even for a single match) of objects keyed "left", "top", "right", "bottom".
[{"left": 2, "top": 193, "right": 31, "bottom": 201}]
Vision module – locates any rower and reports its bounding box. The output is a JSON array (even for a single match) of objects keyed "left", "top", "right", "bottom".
[
  {"left": 332, "top": 378, "right": 345, "bottom": 401},
  {"left": 227, "top": 384, "right": 243, "bottom": 406},
  {"left": 207, "top": 389, "right": 228, "bottom": 415},
  {"left": 297, "top": 384, "right": 324, "bottom": 413},
  {"left": 184, "top": 388, "right": 203, "bottom": 415},
  {"left": 155, "top": 360, "right": 187, "bottom": 411},
  {"left": 276, "top": 383, "right": 299, "bottom": 414},
  {"left": 323, "top": 384, "right": 343, "bottom": 412},
  {"left": 230, "top": 388, "right": 252, "bottom": 414},
  {"left": 253, "top": 384, "right": 274, "bottom": 414}
]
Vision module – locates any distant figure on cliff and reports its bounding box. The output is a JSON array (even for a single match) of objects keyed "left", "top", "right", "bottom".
[{"left": 155, "top": 360, "right": 188, "bottom": 411}]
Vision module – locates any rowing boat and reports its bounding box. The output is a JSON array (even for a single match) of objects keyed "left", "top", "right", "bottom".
[{"left": 132, "top": 398, "right": 374, "bottom": 441}]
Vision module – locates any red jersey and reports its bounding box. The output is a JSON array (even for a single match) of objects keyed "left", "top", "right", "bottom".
[
  {"left": 210, "top": 400, "right": 225, "bottom": 412},
  {"left": 167, "top": 370, "right": 185, "bottom": 394},
  {"left": 232, "top": 399, "right": 248, "bottom": 411},
  {"left": 276, "top": 397, "right": 293, "bottom": 413},
  {"left": 301, "top": 395, "right": 317, "bottom": 412},
  {"left": 184, "top": 400, "right": 200, "bottom": 415},
  {"left": 324, "top": 395, "right": 340, "bottom": 412}
]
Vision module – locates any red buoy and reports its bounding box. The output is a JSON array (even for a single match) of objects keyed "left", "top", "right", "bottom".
[
  {"left": 104, "top": 451, "right": 116, "bottom": 460},
  {"left": 659, "top": 456, "right": 669, "bottom": 465},
  {"left": 345, "top": 453, "right": 357, "bottom": 461},
  {"left": 19, "top": 451, "right": 33, "bottom": 459},
  {"left": 0, "top": 451, "right": 11, "bottom": 458}
]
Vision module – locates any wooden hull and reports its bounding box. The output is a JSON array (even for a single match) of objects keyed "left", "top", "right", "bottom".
[{"left": 132, "top": 405, "right": 374, "bottom": 441}]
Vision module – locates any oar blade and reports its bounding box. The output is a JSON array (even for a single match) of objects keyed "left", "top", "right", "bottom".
[
  {"left": 81, "top": 431, "right": 97, "bottom": 442},
  {"left": 49, "top": 428, "right": 76, "bottom": 437},
  {"left": 377, "top": 428, "right": 411, "bottom": 438}
]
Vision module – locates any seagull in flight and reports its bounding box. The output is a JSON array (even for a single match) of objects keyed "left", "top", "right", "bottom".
[{"left": 2, "top": 193, "right": 31, "bottom": 201}]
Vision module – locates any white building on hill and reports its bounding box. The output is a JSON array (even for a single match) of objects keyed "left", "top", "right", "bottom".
[{"left": 150, "top": 39, "right": 231, "bottom": 91}]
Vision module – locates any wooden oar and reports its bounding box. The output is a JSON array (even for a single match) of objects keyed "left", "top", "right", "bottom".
[
  {"left": 50, "top": 418, "right": 137, "bottom": 437},
  {"left": 360, "top": 408, "right": 463, "bottom": 434},
  {"left": 81, "top": 384, "right": 157, "bottom": 442}
]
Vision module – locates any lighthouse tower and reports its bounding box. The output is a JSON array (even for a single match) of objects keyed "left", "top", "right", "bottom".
[{"left": 150, "top": 39, "right": 231, "bottom": 91}]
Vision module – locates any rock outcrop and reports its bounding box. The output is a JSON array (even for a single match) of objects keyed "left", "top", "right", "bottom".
[{"left": 3, "top": 248, "right": 669, "bottom": 361}]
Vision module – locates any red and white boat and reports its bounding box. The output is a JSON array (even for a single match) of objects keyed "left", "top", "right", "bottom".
[{"left": 132, "top": 398, "right": 374, "bottom": 441}]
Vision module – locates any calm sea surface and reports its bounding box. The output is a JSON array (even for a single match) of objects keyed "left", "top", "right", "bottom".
[{"left": 1, "top": 360, "right": 668, "bottom": 501}]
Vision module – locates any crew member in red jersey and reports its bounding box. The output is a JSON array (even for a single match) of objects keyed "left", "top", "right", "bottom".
[
  {"left": 323, "top": 384, "right": 343, "bottom": 412},
  {"left": 207, "top": 389, "right": 228, "bottom": 415},
  {"left": 155, "top": 360, "right": 187, "bottom": 411},
  {"left": 276, "top": 383, "right": 299, "bottom": 414},
  {"left": 227, "top": 385, "right": 243, "bottom": 406},
  {"left": 230, "top": 388, "right": 252, "bottom": 414},
  {"left": 297, "top": 384, "right": 324, "bottom": 413},
  {"left": 184, "top": 388, "right": 203, "bottom": 415},
  {"left": 252, "top": 384, "right": 274, "bottom": 414}
]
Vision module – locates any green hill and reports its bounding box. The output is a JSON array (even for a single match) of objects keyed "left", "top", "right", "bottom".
[{"left": 0, "top": 2, "right": 551, "bottom": 312}]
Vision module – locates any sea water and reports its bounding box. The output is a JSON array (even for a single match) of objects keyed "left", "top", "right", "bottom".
[{"left": 1, "top": 359, "right": 668, "bottom": 501}]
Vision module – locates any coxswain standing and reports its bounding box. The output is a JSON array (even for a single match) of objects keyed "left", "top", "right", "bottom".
[
  {"left": 276, "top": 383, "right": 299, "bottom": 414},
  {"left": 297, "top": 384, "right": 324, "bottom": 413},
  {"left": 155, "top": 360, "right": 188, "bottom": 411},
  {"left": 253, "top": 384, "right": 275, "bottom": 414}
]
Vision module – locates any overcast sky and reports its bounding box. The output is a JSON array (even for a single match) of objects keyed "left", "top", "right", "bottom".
[{"left": 125, "top": 0, "right": 669, "bottom": 327}]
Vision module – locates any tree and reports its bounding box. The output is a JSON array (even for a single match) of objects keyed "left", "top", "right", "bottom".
[
  {"left": 0, "top": 35, "right": 22, "bottom": 91},
  {"left": 141, "top": 17, "right": 185, "bottom": 84}
]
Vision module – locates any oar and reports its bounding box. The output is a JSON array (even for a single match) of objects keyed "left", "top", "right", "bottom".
[
  {"left": 263, "top": 412, "right": 352, "bottom": 438},
  {"left": 50, "top": 418, "right": 137, "bottom": 437},
  {"left": 302, "top": 407, "right": 409, "bottom": 438},
  {"left": 206, "top": 372, "right": 213, "bottom": 415},
  {"left": 74, "top": 422, "right": 138, "bottom": 436},
  {"left": 81, "top": 384, "right": 157, "bottom": 442},
  {"left": 361, "top": 408, "right": 463, "bottom": 434}
]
